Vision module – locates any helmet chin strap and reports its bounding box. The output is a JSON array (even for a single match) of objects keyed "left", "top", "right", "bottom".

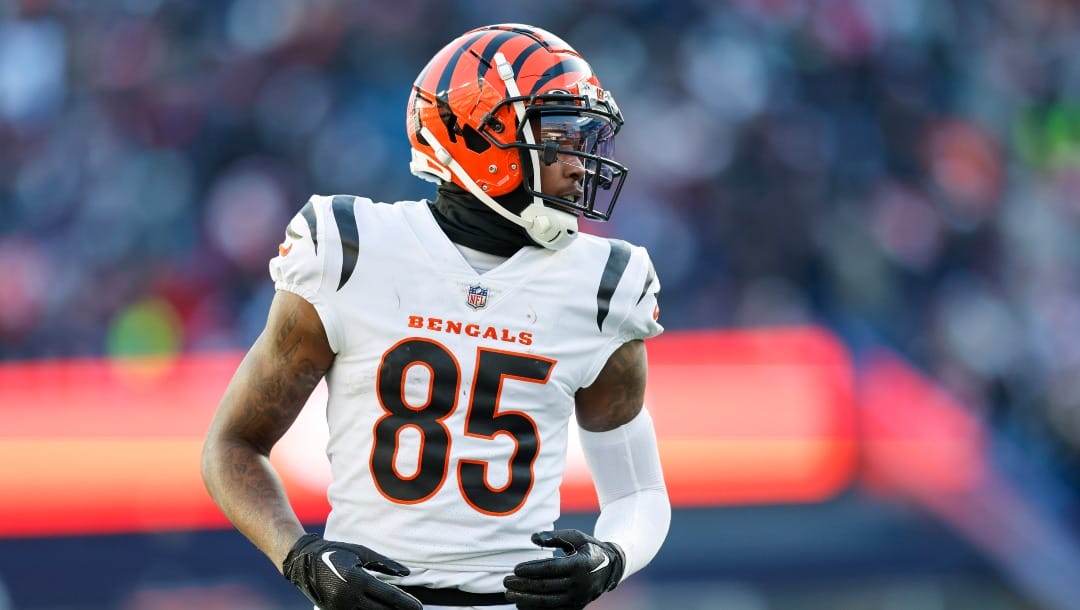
[
  {"left": 493, "top": 52, "right": 579, "bottom": 250},
  {"left": 415, "top": 54, "right": 578, "bottom": 251}
]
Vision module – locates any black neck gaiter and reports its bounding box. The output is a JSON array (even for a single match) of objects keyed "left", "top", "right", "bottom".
[{"left": 430, "top": 183, "right": 536, "bottom": 257}]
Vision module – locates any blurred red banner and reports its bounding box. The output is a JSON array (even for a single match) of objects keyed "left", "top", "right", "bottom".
[{"left": 0, "top": 327, "right": 858, "bottom": 537}]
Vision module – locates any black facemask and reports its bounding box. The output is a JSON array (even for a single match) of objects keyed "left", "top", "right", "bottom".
[{"left": 429, "top": 183, "right": 537, "bottom": 257}]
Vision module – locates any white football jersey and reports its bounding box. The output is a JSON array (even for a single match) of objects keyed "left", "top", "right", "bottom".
[{"left": 269, "top": 195, "right": 662, "bottom": 592}]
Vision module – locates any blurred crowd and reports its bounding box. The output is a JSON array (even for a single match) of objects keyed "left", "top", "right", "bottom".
[{"left": 2, "top": 0, "right": 1080, "bottom": 494}]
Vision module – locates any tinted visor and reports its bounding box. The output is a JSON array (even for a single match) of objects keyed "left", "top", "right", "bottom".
[
  {"left": 538, "top": 114, "right": 615, "bottom": 159},
  {"left": 525, "top": 111, "right": 627, "bottom": 220}
]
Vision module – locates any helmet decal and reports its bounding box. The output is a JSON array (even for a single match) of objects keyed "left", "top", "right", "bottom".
[
  {"left": 527, "top": 57, "right": 593, "bottom": 95},
  {"left": 473, "top": 30, "right": 521, "bottom": 81}
]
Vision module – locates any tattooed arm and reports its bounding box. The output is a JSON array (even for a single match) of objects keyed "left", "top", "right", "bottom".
[
  {"left": 575, "top": 339, "right": 648, "bottom": 431},
  {"left": 200, "top": 290, "right": 335, "bottom": 573}
]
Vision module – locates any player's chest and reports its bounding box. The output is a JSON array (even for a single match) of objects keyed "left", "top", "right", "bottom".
[{"left": 336, "top": 274, "right": 600, "bottom": 387}]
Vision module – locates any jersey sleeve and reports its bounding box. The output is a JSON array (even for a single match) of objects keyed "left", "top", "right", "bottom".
[
  {"left": 617, "top": 246, "right": 663, "bottom": 343},
  {"left": 580, "top": 240, "right": 664, "bottom": 388},
  {"left": 268, "top": 195, "right": 344, "bottom": 353}
]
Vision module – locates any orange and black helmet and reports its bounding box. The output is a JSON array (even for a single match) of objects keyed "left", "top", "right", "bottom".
[{"left": 407, "top": 23, "right": 627, "bottom": 223}]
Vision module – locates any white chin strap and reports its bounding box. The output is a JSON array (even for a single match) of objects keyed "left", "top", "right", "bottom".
[{"left": 415, "top": 53, "right": 578, "bottom": 251}]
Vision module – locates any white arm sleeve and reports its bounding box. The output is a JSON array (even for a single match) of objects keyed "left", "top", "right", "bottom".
[{"left": 579, "top": 407, "right": 671, "bottom": 580}]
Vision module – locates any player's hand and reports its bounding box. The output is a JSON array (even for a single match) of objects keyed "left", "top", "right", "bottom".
[
  {"left": 503, "top": 529, "right": 625, "bottom": 609},
  {"left": 282, "top": 533, "right": 423, "bottom": 610}
]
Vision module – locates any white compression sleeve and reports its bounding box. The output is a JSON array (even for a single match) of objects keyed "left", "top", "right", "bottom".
[{"left": 578, "top": 407, "right": 671, "bottom": 580}]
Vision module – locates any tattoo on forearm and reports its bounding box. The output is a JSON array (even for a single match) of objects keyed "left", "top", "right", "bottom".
[
  {"left": 208, "top": 298, "right": 332, "bottom": 554},
  {"left": 217, "top": 441, "right": 301, "bottom": 549}
]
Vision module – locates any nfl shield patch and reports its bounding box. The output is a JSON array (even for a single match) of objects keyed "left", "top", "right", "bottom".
[{"left": 466, "top": 284, "right": 489, "bottom": 309}]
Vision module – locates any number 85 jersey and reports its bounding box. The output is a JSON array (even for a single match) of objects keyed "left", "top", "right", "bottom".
[{"left": 269, "top": 195, "right": 662, "bottom": 589}]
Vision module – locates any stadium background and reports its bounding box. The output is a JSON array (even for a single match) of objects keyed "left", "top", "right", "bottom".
[{"left": 3, "top": 0, "right": 1080, "bottom": 608}]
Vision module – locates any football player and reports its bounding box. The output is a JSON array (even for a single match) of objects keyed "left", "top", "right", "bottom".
[{"left": 202, "top": 23, "right": 670, "bottom": 610}]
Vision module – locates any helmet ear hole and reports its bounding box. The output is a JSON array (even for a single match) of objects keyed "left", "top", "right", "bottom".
[{"left": 461, "top": 124, "right": 491, "bottom": 153}]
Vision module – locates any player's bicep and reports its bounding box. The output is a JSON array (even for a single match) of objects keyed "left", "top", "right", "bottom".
[
  {"left": 574, "top": 339, "right": 647, "bottom": 432},
  {"left": 207, "top": 290, "right": 335, "bottom": 454}
]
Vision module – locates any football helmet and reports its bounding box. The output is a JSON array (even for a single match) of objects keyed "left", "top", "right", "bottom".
[{"left": 407, "top": 24, "right": 628, "bottom": 249}]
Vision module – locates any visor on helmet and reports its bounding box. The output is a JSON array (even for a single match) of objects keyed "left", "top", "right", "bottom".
[{"left": 510, "top": 103, "right": 627, "bottom": 220}]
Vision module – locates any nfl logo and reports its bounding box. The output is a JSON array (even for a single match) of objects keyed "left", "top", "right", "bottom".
[{"left": 466, "top": 284, "right": 489, "bottom": 309}]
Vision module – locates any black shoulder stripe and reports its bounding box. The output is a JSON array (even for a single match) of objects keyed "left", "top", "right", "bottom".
[
  {"left": 637, "top": 260, "right": 657, "bottom": 304},
  {"left": 300, "top": 200, "right": 318, "bottom": 254},
  {"left": 596, "top": 240, "right": 632, "bottom": 331},
  {"left": 332, "top": 195, "right": 359, "bottom": 291}
]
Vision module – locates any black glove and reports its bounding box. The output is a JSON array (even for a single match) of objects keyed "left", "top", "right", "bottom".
[
  {"left": 282, "top": 533, "right": 423, "bottom": 610},
  {"left": 503, "top": 529, "right": 625, "bottom": 609}
]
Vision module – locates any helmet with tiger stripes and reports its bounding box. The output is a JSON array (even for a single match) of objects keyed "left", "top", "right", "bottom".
[{"left": 406, "top": 23, "right": 627, "bottom": 250}]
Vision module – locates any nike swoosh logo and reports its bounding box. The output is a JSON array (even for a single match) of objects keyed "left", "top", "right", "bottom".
[
  {"left": 278, "top": 242, "right": 293, "bottom": 256},
  {"left": 321, "top": 551, "right": 348, "bottom": 582},
  {"left": 589, "top": 553, "right": 610, "bottom": 574}
]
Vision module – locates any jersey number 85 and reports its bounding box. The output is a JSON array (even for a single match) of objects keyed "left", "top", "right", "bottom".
[{"left": 370, "top": 337, "right": 555, "bottom": 516}]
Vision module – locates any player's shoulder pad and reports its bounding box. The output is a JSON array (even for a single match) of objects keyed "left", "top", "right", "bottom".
[
  {"left": 594, "top": 238, "right": 662, "bottom": 340},
  {"left": 269, "top": 194, "right": 370, "bottom": 297}
]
